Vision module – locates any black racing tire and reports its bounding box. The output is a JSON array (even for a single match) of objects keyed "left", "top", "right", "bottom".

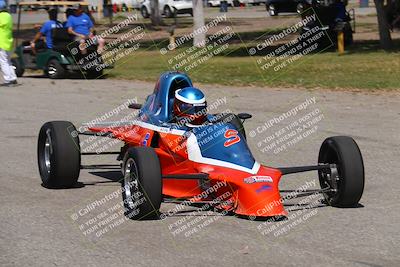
[
  {"left": 216, "top": 113, "right": 246, "bottom": 139},
  {"left": 141, "top": 6, "right": 150, "bottom": 18},
  {"left": 318, "top": 136, "right": 364, "bottom": 207},
  {"left": 164, "top": 6, "right": 173, "bottom": 18},
  {"left": 122, "top": 147, "right": 162, "bottom": 220},
  {"left": 38, "top": 121, "right": 81, "bottom": 188},
  {"left": 296, "top": 3, "right": 303, "bottom": 14},
  {"left": 46, "top": 59, "right": 65, "bottom": 79},
  {"left": 11, "top": 58, "right": 24, "bottom": 77}
]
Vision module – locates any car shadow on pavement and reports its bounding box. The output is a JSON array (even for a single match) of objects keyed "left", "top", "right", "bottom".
[
  {"left": 41, "top": 182, "right": 85, "bottom": 189},
  {"left": 85, "top": 171, "right": 123, "bottom": 185},
  {"left": 21, "top": 73, "right": 107, "bottom": 80},
  {"left": 281, "top": 189, "right": 365, "bottom": 210}
]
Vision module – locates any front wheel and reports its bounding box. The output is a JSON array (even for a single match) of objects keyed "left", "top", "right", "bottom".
[
  {"left": 318, "top": 136, "right": 364, "bottom": 207},
  {"left": 122, "top": 147, "right": 162, "bottom": 220},
  {"left": 38, "top": 121, "right": 81, "bottom": 188},
  {"left": 11, "top": 58, "right": 24, "bottom": 77},
  {"left": 46, "top": 59, "right": 65, "bottom": 79},
  {"left": 141, "top": 6, "right": 150, "bottom": 18}
]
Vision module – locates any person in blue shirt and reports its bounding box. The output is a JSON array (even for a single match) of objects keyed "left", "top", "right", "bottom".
[
  {"left": 62, "top": 8, "right": 74, "bottom": 28},
  {"left": 66, "top": 4, "right": 104, "bottom": 54},
  {"left": 334, "top": 0, "right": 347, "bottom": 22},
  {"left": 30, "top": 8, "right": 63, "bottom": 53}
]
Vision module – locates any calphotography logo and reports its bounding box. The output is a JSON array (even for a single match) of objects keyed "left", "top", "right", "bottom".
[{"left": 243, "top": 176, "right": 273, "bottom": 184}]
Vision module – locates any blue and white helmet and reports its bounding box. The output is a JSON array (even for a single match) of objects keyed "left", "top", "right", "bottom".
[{"left": 173, "top": 87, "right": 207, "bottom": 125}]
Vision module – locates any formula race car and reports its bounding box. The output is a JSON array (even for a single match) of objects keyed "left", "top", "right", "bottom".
[{"left": 37, "top": 71, "right": 364, "bottom": 220}]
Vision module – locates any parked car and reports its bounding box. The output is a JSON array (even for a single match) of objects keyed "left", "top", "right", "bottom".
[
  {"left": 265, "top": 0, "right": 306, "bottom": 16},
  {"left": 131, "top": 0, "right": 142, "bottom": 9},
  {"left": 247, "top": 0, "right": 265, "bottom": 5},
  {"left": 140, "top": 0, "right": 193, "bottom": 18},
  {"left": 110, "top": 0, "right": 141, "bottom": 9},
  {"left": 207, "top": 0, "right": 263, "bottom": 7},
  {"left": 207, "top": 0, "right": 234, "bottom": 7}
]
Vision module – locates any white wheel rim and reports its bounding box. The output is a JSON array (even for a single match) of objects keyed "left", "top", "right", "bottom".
[
  {"left": 48, "top": 65, "right": 57, "bottom": 76},
  {"left": 44, "top": 129, "right": 53, "bottom": 174},
  {"left": 124, "top": 158, "right": 139, "bottom": 209}
]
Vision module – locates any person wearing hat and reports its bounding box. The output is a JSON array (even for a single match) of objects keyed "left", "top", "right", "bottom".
[
  {"left": 0, "top": 0, "right": 17, "bottom": 86},
  {"left": 30, "top": 8, "right": 63, "bottom": 54}
]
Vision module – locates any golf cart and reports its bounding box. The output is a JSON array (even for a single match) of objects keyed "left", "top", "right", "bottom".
[{"left": 12, "top": 1, "right": 109, "bottom": 79}]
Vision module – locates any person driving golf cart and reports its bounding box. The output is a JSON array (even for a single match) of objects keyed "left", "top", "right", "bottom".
[{"left": 30, "top": 8, "right": 63, "bottom": 54}]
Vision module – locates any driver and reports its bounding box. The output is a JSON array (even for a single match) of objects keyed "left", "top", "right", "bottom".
[
  {"left": 30, "top": 8, "right": 63, "bottom": 54},
  {"left": 173, "top": 87, "right": 208, "bottom": 126}
]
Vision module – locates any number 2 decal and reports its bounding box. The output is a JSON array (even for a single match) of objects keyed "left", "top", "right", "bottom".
[{"left": 224, "top": 129, "right": 240, "bottom": 147}]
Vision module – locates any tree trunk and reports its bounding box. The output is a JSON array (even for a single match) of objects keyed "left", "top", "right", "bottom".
[
  {"left": 193, "top": 0, "right": 206, "bottom": 47},
  {"left": 150, "top": 0, "right": 162, "bottom": 26},
  {"left": 374, "top": 0, "right": 393, "bottom": 50}
]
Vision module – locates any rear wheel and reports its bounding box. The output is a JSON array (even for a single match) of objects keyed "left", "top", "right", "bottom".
[
  {"left": 38, "top": 121, "right": 81, "bottom": 188},
  {"left": 164, "top": 6, "right": 173, "bottom": 18},
  {"left": 46, "top": 59, "right": 65, "bottom": 79},
  {"left": 11, "top": 58, "right": 24, "bottom": 77},
  {"left": 122, "top": 147, "right": 162, "bottom": 220},
  {"left": 318, "top": 136, "right": 364, "bottom": 207},
  {"left": 268, "top": 4, "right": 278, "bottom": 16},
  {"left": 296, "top": 3, "right": 303, "bottom": 14},
  {"left": 141, "top": 6, "right": 150, "bottom": 18}
]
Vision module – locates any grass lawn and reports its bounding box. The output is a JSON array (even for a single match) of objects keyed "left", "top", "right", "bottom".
[{"left": 107, "top": 45, "right": 400, "bottom": 90}]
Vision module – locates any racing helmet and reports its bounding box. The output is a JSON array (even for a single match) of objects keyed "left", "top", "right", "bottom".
[{"left": 173, "top": 87, "right": 207, "bottom": 125}]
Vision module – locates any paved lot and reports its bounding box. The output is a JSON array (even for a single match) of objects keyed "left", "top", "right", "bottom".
[
  {"left": 12, "top": 4, "right": 376, "bottom": 24},
  {"left": 0, "top": 76, "right": 399, "bottom": 266}
]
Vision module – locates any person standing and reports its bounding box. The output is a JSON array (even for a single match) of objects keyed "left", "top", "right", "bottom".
[{"left": 0, "top": 0, "right": 17, "bottom": 86}]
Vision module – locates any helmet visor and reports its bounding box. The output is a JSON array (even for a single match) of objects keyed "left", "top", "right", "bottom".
[{"left": 177, "top": 102, "right": 207, "bottom": 116}]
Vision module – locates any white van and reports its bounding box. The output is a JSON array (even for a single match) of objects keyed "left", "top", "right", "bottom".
[{"left": 140, "top": 0, "right": 193, "bottom": 18}]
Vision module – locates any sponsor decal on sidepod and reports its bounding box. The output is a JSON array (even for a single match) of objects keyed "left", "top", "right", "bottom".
[
  {"left": 256, "top": 184, "right": 272, "bottom": 193},
  {"left": 243, "top": 175, "right": 273, "bottom": 184}
]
